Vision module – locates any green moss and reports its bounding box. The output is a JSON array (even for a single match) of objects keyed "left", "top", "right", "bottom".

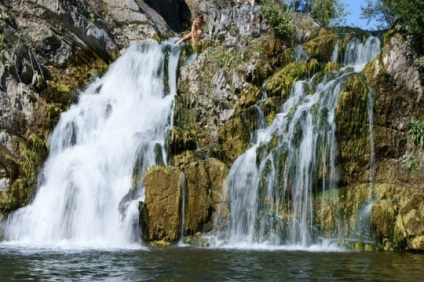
[
  {"left": 266, "top": 60, "right": 319, "bottom": 100},
  {"left": 239, "top": 83, "right": 261, "bottom": 107},
  {"left": 43, "top": 58, "right": 108, "bottom": 104},
  {"left": 261, "top": 97, "right": 280, "bottom": 125},
  {"left": 324, "top": 61, "right": 341, "bottom": 73},
  {"left": 148, "top": 240, "right": 172, "bottom": 247},
  {"left": 304, "top": 29, "right": 338, "bottom": 63},
  {"left": 383, "top": 29, "right": 395, "bottom": 46},
  {"left": 335, "top": 74, "right": 371, "bottom": 183},
  {"left": 212, "top": 116, "right": 251, "bottom": 167}
]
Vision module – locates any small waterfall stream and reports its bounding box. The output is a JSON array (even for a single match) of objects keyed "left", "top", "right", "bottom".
[
  {"left": 2, "top": 42, "right": 180, "bottom": 248},
  {"left": 213, "top": 36, "right": 381, "bottom": 248}
]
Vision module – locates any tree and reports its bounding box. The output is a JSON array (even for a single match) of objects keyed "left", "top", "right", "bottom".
[
  {"left": 290, "top": 0, "right": 347, "bottom": 27},
  {"left": 361, "top": 0, "right": 395, "bottom": 29},
  {"left": 361, "top": 0, "right": 424, "bottom": 54}
]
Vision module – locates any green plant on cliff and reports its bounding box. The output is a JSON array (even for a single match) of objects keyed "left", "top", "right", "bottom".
[
  {"left": 406, "top": 120, "right": 424, "bottom": 171},
  {"left": 413, "top": 57, "right": 424, "bottom": 81},
  {"left": 409, "top": 120, "right": 424, "bottom": 149},
  {"left": 0, "top": 11, "right": 11, "bottom": 22},
  {"left": 261, "top": 0, "right": 293, "bottom": 39},
  {"left": 18, "top": 134, "right": 47, "bottom": 201}
]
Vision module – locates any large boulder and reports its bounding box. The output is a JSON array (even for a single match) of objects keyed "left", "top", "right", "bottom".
[
  {"left": 141, "top": 166, "right": 184, "bottom": 243},
  {"left": 183, "top": 158, "right": 228, "bottom": 235}
]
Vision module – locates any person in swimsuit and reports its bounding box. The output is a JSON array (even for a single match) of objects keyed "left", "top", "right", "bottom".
[{"left": 175, "top": 13, "right": 205, "bottom": 46}]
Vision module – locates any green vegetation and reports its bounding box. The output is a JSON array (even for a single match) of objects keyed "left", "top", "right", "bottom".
[
  {"left": 260, "top": 0, "right": 293, "bottom": 39},
  {"left": 409, "top": 120, "right": 424, "bottom": 149},
  {"left": 406, "top": 120, "right": 424, "bottom": 171},
  {"left": 361, "top": 0, "right": 424, "bottom": 55},
  {"left": 0, "top": 11, "right": 11, "bottom": 22},
  {"left": 290, "top": 0, "right": 347, "bottom": 27}
]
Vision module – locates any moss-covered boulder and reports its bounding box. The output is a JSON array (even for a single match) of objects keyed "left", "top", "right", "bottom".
[
  {"left": 304, "top": 29, "right": 338, "bottom": 63},
  {"left": 140, "top": 158, "right": 228, "bottom": 244},
  {"left": 393, "top": 192, "right": 424, "bottom": 251},
  {"left": 183, "top": 158, "right": 228, "bottom": 235},
  {"left": 141, "top": 166, "right": 184, "bottom": 243}
]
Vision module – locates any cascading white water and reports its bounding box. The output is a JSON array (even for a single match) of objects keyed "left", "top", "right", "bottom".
[
  {"left": 214, "top": 36, "right": 381, "bottom": 249},
  {"left": 294, "top": 44, "right": 309, "bottom": 63},
  {"left": 1, "top": 42, "right": 180, "bottom": 248}
]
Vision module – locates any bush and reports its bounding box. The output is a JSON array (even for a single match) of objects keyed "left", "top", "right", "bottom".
[{"left": 261, "top": 0, "right": 294, "bottom": 39}]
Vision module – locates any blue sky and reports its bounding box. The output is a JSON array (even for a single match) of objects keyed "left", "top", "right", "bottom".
[{"left": 341, "top": 0, "right": 378, "bottom": 30}]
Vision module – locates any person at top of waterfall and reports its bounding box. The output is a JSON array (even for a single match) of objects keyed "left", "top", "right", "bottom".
[
  {"left": 235, "top": 0, "right": 256, "bottom": 7},
  {"left": 175, "top": 13, "right": 205, "bottom": 46}
]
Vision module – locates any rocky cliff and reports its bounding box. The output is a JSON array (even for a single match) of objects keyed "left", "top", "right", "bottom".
[{"left": 0, "top": 1, "right": 423, "bottom": 250}]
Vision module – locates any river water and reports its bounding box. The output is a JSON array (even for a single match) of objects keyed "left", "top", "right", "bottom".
[{"left": 0, "top": 246, "right": 423, "bottom": 281}]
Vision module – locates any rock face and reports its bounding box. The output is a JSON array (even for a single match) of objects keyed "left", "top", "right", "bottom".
[
  {"left": 141, "top": 166, "right": 184, "bottom": 242},
  {"left": 140, "top": 158, "right": 228, "bottom": 244},
  {"left": 183, "top": 158, "right": 228, "bottom": 234},
  {"left": 313, "top": 31, "right": 424, "bottom": 251}
]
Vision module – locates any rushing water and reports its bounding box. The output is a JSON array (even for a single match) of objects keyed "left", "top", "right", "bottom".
[
  {"left": 212, "top": 36, "right": 381, "bottom": 248},
  {"left": 0, "top": 246, "right": 423, "bottom": 281},
  {"left": 1, "top": 42, "right": 180, "bottom": 248}
]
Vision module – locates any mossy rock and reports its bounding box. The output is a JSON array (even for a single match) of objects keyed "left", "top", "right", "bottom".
[
  {"left": 41, "top": 58, "right": 108, "bottom": 104},
  {"left": 170, "top": 127, "right": 198, "bottom": 155},
  {"left": 182, "top": 158, "right": 228, "bottom": 236},
  {"left": 266, "top": 60, "right": 318, "bottom": 100},
  {"left": 304, "top": 29, "right": 338, "bottom": 63},
  {"left": 141, "top": 166, "right": 184, "bottom": 243},
  {"left": 148, "top": 240, "right": 172, "bottom": 247},
  {"left": 212, "top": 115, "right": 251, "bottom": 166},
  {"left": 324, "top": 61, "right": 341, "bottom": 73},
  {"left": 336, "top": 74, "right": 371, "bottom": 184},
  {"left": 261, "top": 97, "right": 280, "bottom": 125},
  {"left": 371, "top": 199, "right": 395, "bottom": 249},
  {"left": 239, "top": 83, "right": 261, "bottom": 107}
]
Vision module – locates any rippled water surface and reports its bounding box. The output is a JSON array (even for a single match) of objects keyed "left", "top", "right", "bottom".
[{"left": 1, "top": 246, "right": 423, "bottom": 281}]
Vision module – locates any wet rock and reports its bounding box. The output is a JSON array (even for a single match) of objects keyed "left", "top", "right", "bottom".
[
  {"left": 371, "top": 200, "right": 395, "bottom": 244},
  {"left": 336, "top": 74, "right": 372, "bottom": 184},
  {"left": 394, "top": 193, "right": 424, "bottom": 251},
  {"left": 141, "top": 166, "right": 184, "bottom": 242},
  {"left": 303, "top": 29, "right": 337, "bottom": 63},
  {"left": 183, "top": 158, "right": 228, "bottom": 235}
]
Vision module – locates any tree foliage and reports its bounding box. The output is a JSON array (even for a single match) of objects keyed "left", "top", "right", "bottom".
[
  {"left": 261, "top": 0, "right": 294, "bottom": 39},
  {"left": 361, "top": 0, "right": 424, "bottom": 54},
  {"left": 290, "top": 0, "right": 346, "bottom": 27}
]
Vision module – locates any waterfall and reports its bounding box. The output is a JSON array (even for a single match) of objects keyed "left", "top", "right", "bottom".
[
  {"left": 294, "top": 44, "right": 309, "bottom": 63},
  {"left": 214, "top": 36, "right": 381, "bottom": 248},
  {"left": 1, "top": 42, "right": 180, "bottom": 248}
]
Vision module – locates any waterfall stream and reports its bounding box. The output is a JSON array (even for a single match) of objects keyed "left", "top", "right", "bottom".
[
  {"left": 213, "top": 36, "right": 381, "bottom": 249},
  {"left": 1, "top": 42, "right": 180, "bottom": 248}
]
